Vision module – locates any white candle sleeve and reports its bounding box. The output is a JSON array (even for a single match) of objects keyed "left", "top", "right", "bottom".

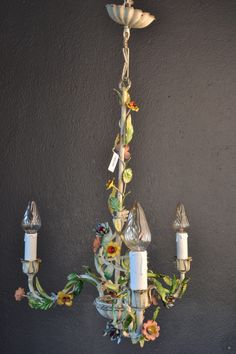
[
  {"left": 24, "top": 233, "right": 37, "bottom": 261},
  {"left": 176, "top": 232, "right": 188, "bottom": 259},
  {"left": 129, "top": 251, "right": 148, "bottom": 290}
]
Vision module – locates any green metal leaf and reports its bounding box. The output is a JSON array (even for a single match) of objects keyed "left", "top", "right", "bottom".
[
  {"left": 118, "top": 276, "right": 128, "bottom": 286},
  {"left": 123, "top": 168, "right": 133, "bottom": 184},
  {"left": 28, "top": 296, "right": 55, "bottom": 310},
  {"left": 124, "top": 115, "right": 133, "bottom": 145},
  {"left": 35, "top": 278, "right": 52, "bottom": 300},
  {"left": 105, "top": 282, "right": 119, "bottom": 292},
  {"left": 147, "top": 271, "right": 161, "bottom": 279},
  {"left": 121, "top": 254, "right": 130, "bottom": 270},
  {"left": 170, "top": 274, "right": 179, "bottom": 294},
  {"left": 104, "top": 263, "right": 114, "bottom": 280},
  {"left": 72, "top": 279, "right": 83, "bottom": 296},
  {"left": 123, "top": 314, "right": 133, "bottom": 331},
  {"left": 152, "top": 306, "right": 160, "bottom": 321},
  {"left": 162, "top": 275, "right": 173, "bottom": 287},
  {"left": 94, "top": 255, "right": 105, "bottom": 279},
  {"left": 178, "top": 278, "right": 190, "bottom": 298},
  {"left": 109, "top": 196, "right": 121, "bottom": 212},
  {"left": 153, "top": 279, "right": 169, "bottom": 303}
]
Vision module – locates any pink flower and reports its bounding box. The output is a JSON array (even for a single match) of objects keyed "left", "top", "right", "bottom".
[
  {"left": 142, "top": 320, "right": 160, "bottom": 341},
  {"left": 15, "top": 287, "right": 25, "bottom": 301}
]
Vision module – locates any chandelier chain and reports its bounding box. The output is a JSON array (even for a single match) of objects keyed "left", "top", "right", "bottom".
[{"left": 120, "top": 26, "right": 131, "bottom": 90}]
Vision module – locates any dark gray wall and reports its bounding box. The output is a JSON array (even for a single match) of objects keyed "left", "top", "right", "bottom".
[{"left": 0, "top": 0, "right": 236, "bottom": 353}]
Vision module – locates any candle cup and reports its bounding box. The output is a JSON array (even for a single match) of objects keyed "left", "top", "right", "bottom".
[
  {"left": 21, "top": 259, "right": 41, "bottom": 275},
  {"left": 176, "top": 257, "right": 192, "bottom": 280},
  {"left": 129, "top": 289, "right": 150, "bottom": 309}
]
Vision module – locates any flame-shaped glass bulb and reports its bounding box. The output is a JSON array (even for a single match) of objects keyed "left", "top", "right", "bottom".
[
  {"left": 21, "top": 201, "right": 41, "bottom": 234},
  {"left": 172, "top": 202, "right": 190, "bottom": 232},
  {"left": 123, "top": 202, "right": 151, "bottom": 251}
]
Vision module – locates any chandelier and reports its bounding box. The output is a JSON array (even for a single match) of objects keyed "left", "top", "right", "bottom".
[{"left": 15, "top": 0, "right": 192, "bottom": 347}]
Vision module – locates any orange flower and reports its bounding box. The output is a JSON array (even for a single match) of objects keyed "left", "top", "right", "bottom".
[
  {"left": 115, "top": 144, "right": 130, "bottom": 160},
  {"left": 57, "top": 291, "right": 73, "bottom": 307},
  {"left": 15, "top": 287, "right": 25, "bottom": 301},
  {"left": 93, "top": 236, "right": 101, "bottom": 253},
  {"left": 142, "top": 320, "right": 160, "bottom": 341},
  {"left": 127, "top": 101, "right": 139, "bottom": 112}
]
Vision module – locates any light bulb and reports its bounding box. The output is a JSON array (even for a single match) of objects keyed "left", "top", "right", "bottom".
[
  {"left": 22, "top": 201, "right": 41, "bottom": 234},
  {"left": 172, "top": 203, "right": 189, "bottom": 232},
  {"left": 123, "top": 202, "right": 151, "bottom": 251}
]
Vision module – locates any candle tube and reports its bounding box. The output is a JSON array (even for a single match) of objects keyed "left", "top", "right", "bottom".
[
  {"left": 176, "top": 232, "right": 188, "bottom": 259},
  {"left": 24, "top": 233, "right": 37, "bottom": 261},
  {"left": 129, "top": 251, "right": 148, "bottom": 290}
]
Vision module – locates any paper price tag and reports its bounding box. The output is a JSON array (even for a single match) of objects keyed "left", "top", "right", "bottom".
[{"left": 108, "top": 152, "right": 119, "bottom": 172}]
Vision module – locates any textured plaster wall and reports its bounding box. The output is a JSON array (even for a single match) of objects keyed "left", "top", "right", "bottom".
[{"left": 0, "top": 0, "right": 236, "bottom": 353}]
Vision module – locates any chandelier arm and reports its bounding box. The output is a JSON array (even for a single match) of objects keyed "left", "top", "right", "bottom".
[
  {"left": 21, "top": 259, "right": 42, "bottom": 299},
  {"left": 27, "top": 274, "right": 41, "bottom": 299}
]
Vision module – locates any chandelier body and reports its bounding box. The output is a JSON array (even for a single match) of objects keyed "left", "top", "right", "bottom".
[{"left": 15, "top": 0, "right": 192, "bottom": 347}]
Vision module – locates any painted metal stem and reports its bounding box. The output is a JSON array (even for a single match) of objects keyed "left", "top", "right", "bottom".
[
  {"left": 114, "top": 25, "right": 131, "bottom": 284},
  {"left": 135, "top": 309, "right": 144, "bottom": 336},
  {"left": 115, "top": 92, "right": 126, "bottom": 284},
  {"left": 78, "top": 274, "right": 100, "bottom": 286}
]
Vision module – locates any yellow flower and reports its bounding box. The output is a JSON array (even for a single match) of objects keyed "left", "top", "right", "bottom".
[
  {"left": 106, "top": 178, "right": 116, "bottom": 190},
  {"left": 127, "top": 101, "right": 139, "bottom": 112},
  {"left": 104, "top": 241, "right": 121, "bottom": 258},
  {"left": 57, "top": 291, "right": 73, "bottom": 307}
]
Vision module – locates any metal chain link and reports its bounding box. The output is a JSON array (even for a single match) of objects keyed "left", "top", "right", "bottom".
[{"left": 119, "top": 26, "right": 131, "bottom": 90}]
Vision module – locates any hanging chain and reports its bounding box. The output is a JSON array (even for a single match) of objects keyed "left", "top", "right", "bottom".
[
  {"left": 119, "top": 26, "right": 131, "bottom": 90},
  {"left": 119, "top": 0, "right": 134, "bottom": 90}
]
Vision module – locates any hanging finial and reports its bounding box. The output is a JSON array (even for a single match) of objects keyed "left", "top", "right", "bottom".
[
  {"left": 21, "top": 201, "right": 41, "bottom": 234},
  {"left": 173, "top": 203, "right": 190, "bottom": 232}
]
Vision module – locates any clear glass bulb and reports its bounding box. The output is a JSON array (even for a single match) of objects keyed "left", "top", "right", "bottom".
[
  {"left": 21, "top": 201, "right": 41, "bottom": 234},
  {"left": 123, "top": 202, "right": 151, "bottom": 251},
  {"left": 172, "top": 202, "right": 190, "bottom": 232}
]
